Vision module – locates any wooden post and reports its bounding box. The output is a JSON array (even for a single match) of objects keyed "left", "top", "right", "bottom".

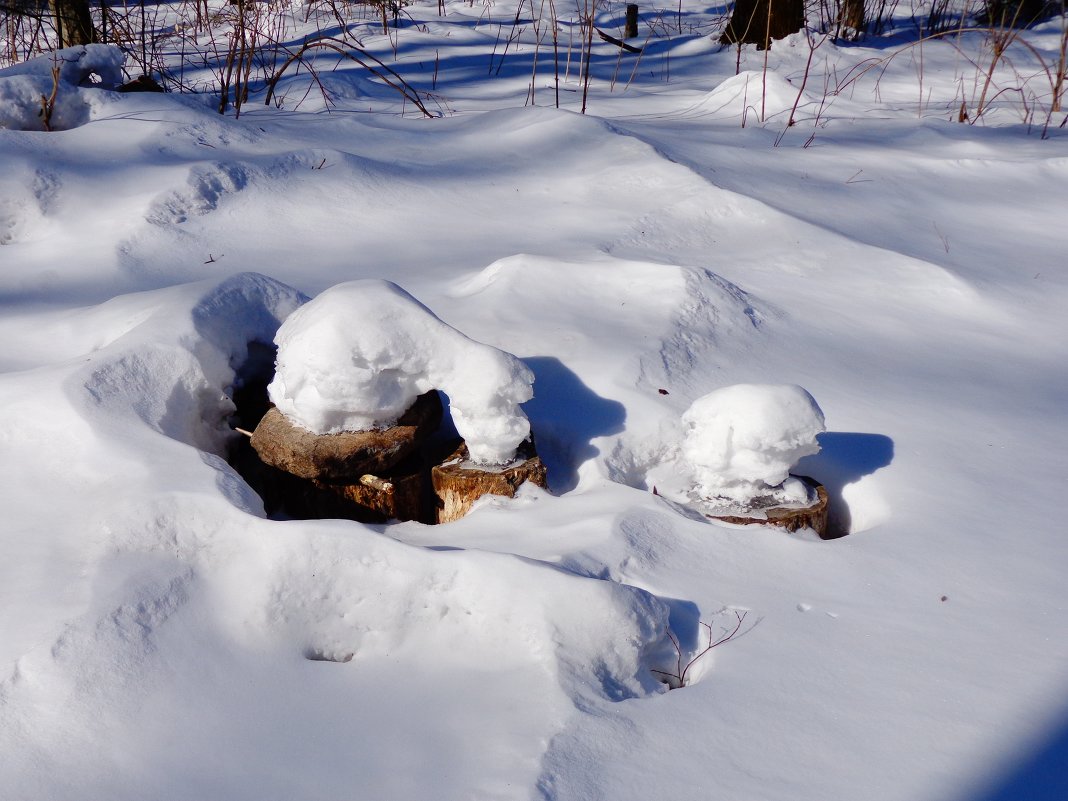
[{"left": 625, "top": 4, "right": 639, "bottom": 38}]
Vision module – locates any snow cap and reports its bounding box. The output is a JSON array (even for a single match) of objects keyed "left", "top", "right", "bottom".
[
  {"left": 268, "top": 280, "right": 533, "bottom": 465},
  {"left": 680, "top": 384, "right": 825, "bottom": 501}
]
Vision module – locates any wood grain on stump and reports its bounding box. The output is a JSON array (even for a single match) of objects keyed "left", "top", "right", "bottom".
[
  {"left": 708, "top": 476, "right": 829, "bottom": 538},
  {"left": 431, "top": 441, "right": 547, "bottom": 524},
  {"left": 250, "top": 391, "right": 442, "bottom": 482}
]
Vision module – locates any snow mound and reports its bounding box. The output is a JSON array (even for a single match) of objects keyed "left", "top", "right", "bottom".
[
  {"left": 268, "top": 280, "right": 535, "bottom": 465},
  {"left": 694, "top": 70, "right": 807, "bottom": 121},
  {"left": 0, "top": 45, "right": 125, "bottom": 131},
  {"left": 642, "top": 384, "right": 825, "bottom": 507},
  {"left": 0, "top": 269, "right": 673, "bottom": 799},
  {"left": 449, "top": 254, "right": 767, "bottom": 393},
  {"left": 77, "top": 272, "right": 307, "bottom": 453},
  {"left": 680, "top": 384, "right": 826, "bottom": 503}
]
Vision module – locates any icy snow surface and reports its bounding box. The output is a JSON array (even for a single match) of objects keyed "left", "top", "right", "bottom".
[
  {"left": 2, "top": 4, "right": 1068, "bottom": 801},
  {"left": 268, "top": 279, "right": 534, "bottom": 464}
]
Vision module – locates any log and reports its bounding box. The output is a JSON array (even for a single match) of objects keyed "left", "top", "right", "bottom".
[
  {"left": 596, "top": 28, "right": 643, "bottom": 54},
  {"left": 309, "top": 468, "right": 425, "bottom": 523},
  {"left": 248, "top": 454, "right": 429, "bottom": 524},
  {"left": 707, "top": 475, "right": 829, "bottom": 538},
  {"left": 250, "top": 391, "right": 442, "bottom": 482},
  {"left": 431, "top": 441, "right": 547, "bottom": 524}
]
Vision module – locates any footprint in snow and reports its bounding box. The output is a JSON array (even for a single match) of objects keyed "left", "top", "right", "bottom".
[{"left": 146, "top": 162, "right": 251, "bottom": 225}]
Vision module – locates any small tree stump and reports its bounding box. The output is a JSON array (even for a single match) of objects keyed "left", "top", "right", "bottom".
[
  {"left": 250, "top": 391, "right": 442, "bottom": 482},
  {"left": 431, "top": 441, "right": 547, "bottom": 524},
  {"left": 707, "top": 476, "right": 829, "bottom": 538}
]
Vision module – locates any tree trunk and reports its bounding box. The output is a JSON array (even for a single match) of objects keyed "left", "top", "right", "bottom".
[
  {"left": 625, "top": 4, "right": 639, "bottom": 38},
  {"left": 839, "top": 0, "right": 865, "bottom": 34},
  {"left": 50, "top": 0, "right": 96, "bottom": 48},
  {"left": 719, "top": 0, "right": 804, "bottom": 49}
]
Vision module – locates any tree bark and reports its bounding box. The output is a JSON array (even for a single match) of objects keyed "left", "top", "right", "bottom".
[
  {"left": 839, "top": 0, "right": 865, "bottom": 34},
  {"left": 625, "top": 4, "right": 639, "bottom": 38},
  {"left": 250, "top": 392, "right": 442, "bottom": 482},
  {"left": 50, "top": 0, "right": 96, "bottom": 48},
  {"left": 719, "top": 0, "right": 804, "bottom": 49},
  {"left": 431, "top": 441, "right": 547, "bottom": 524}
]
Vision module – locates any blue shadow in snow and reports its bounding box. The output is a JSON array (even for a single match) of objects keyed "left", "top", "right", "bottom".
[
  {"left": 794, "top": 432, "right": 894, "bottom": 539},
  {"left": 521, "top": 356, "right": 626, "bottom": 494},
  {"left": 968, "top": 705, "right": 1068, "bottom": 801}
]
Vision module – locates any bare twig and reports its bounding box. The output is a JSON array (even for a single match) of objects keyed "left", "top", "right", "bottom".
[
  {"left": 651, "top": 610, "right": 749, "bottom": 689},
  {"left": 264, "top": 35, "right": 434, "bottom": 118}
]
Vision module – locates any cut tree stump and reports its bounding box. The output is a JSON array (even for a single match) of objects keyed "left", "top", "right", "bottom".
[
  {"left": 431, "top": 441, "right": 547, "bottom": 524},
  {"left": 244, "top": 392, "right": 443, "bottom": 523},
  {"left": 707, "top": 475, "right": 829, "bottom": 538},
  {"left": 250, "top": 391, "right": 442, "bottom": 482}
]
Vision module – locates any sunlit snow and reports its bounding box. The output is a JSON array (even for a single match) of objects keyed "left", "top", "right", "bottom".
[{"left": 1, "top": 3, "right": 1067, "bottom": 801}]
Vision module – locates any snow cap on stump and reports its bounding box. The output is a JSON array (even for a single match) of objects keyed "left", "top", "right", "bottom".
[
  {"left": 680, "top": 383, "right": 825, "bottom": 502},
  {"left": 267, "top": 279, "right": 534, "bottom": 465}
]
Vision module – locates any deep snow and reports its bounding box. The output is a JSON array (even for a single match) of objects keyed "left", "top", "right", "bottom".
[
  {"left": 649, "top": 382, "right": 826, "bottom": 507},
  {"left": 1, "top": 4, "right": 1067, "bottom": 801},
  {"left": 269, "top": 278, "right": 534, "bottom": 464}
]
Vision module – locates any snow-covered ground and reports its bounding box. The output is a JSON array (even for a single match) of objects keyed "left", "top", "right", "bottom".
[{"left": 1, "top": 4, "right": 1067, "bottom": 799}]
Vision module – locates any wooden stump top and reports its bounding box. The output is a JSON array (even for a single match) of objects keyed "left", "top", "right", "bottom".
[
  {"left": 707, "top": 475, "right": 829, "bottom": 538},
  {"left": 250, "top": 391, "right": 442, "bottom": 482},
  {"left": 431, "top": 441, "right": 547, "bottom": 524}
]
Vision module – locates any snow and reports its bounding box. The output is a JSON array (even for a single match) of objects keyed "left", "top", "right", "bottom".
[
  {"left": 0, "top": 45, "right": 124, "bottom": 131},
  {"left": 666, "top": 383, "right": 826, "bottom": 506},
  {"left": 1, "top": 3, "right": 1068, "bottom": 801},
  {"left": 268, "top": 279, "right": 534, "bottom": 464}
]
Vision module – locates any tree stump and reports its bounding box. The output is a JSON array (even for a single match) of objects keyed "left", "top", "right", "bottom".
[
  {"left": 250, "top": 391, "right": 442, "bottom": 482},
  {"left": 707, "top": 475, "right": 829, "bottom": 538},
  {"left": 431, "top": 441, "right": 547, "bottom": 524},
  {"left": 246, "top": 392, "right": 442, "bottom": 523}
]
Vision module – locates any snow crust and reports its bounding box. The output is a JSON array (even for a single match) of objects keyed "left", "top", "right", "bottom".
[
  {"left": 268, "top": 280, "right": 534, "bottom": 464},
  {"left": 0, "top": 45, "right": 124, "bottom": 131}
]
